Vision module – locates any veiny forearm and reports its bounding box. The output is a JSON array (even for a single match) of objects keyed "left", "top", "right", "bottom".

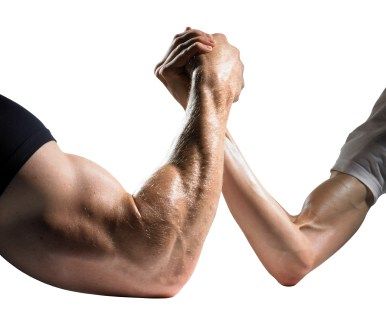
[
  {"left": 130, "top": 72, "right": 230, "bottom": 288},
  {"left": 0, "top": 72, "right": 230, "bottom": 298},
  {"left": 222, "top": 132, "right": 369, "bottom": 286}
]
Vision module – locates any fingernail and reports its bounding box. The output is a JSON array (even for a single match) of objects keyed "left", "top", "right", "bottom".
[{"left": 206, "top": 45, "right": 213, "bottom": 50}]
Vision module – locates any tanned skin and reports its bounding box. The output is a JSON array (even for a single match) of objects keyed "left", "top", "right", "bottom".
[
  {"left": 0, "top": 29, "right": 244, "bottom": 297},
  {"left": 160, "top": 27, "right": 372, "bottom": 287}
]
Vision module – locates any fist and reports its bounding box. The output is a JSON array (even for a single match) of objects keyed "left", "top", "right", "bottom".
[
  {"left": 154, "top": 28, "right": 215, "bottom": 109},
  {"left": 191, "top": 33, "right": 244, "bottom": 103},
  {"left": 155, "top": 28, "right": 244, "bottom": 108}
]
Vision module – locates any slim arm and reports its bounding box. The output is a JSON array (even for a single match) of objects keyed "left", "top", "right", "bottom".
[{"left": 222, "top": 131, "right": 371, "bottom": 286}]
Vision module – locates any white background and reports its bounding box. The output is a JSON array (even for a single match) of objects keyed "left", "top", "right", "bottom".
[{"left": 0, "top": 0, "right": 386, "bottom": 310}]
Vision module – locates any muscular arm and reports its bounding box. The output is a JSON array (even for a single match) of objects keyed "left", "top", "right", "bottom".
[
  {"left": 153, "top": 26, "right": 370, "bottom": 287},
  {"left": 123, "top": 76, "right": 231, "bottom": 295},
  {"left": 0, "top": 49, "right": 237, "bottom": 297},
  {"left": 222, "top": 131, "right": 372, "bottom": 286}
]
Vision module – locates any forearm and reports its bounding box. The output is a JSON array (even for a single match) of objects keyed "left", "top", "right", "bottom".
[
  {"left": 169, "top": 75, "right": 230, "bottom": 228},
  {"left": 222, "top": 133, "right": 313, "bottom": 284},
  {"left": 129, "top": 30, "right": 242, "bottom": 294},
  {"left": 131, "top": 71, "right": 231, "bottom": 285},
  {"left": 222, "top": 131, "right": 370, "bottom": 286}
]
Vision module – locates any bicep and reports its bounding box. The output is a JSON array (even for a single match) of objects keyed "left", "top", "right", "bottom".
[{"left": 294, "top": 172, "right": 370, "bottom": 267}]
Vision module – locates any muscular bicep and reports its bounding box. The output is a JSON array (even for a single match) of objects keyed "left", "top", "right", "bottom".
[
  {"left": 293, "top": 171, "right": 371, "bottom": 268},
  {"left": 0, "top": 147, "right": 186, "bottom": 297}
]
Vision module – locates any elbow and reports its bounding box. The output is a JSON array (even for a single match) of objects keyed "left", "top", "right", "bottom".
[
  {"left": 145, "top": 271, "right": 190, "bottom": 298},
  {"left": 127, "top": 244, "right": 194, "bottom": 298},
  {"left": 150, "top": 262, "right": 195, "bottom": 298},
  {"left": 275, "top": 273, "right": 305, "bottom": 287},
  {"left": 133, "top": 286, "right": 181, "bottom": 299},
  {"left": 135, "top": 270, "right": 191, "bottom": 298},
  {"left": 273, "top": 253, "right": 315, "bottom": 287},
  {"left": 149, "top": 281, "right": 185, "bottom": 298},
  {"left": 110, "top": 265, "right": 189, "bottom": 298}
]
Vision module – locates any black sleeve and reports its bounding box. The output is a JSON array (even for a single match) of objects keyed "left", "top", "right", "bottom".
[{"left": 0, "top": 94, "right": 56, "bottom": 196}]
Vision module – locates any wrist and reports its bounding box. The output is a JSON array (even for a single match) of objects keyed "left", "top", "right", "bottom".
[{"left": 191, "top": 67, "right": 234, "bottom": 106}]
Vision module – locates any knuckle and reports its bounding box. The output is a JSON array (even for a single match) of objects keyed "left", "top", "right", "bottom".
[
  {"left": 159, "top": 65, "right": 169, "bottom": 77},
  {"left": 155, "top": 66, "right": 165, "bottom": 78},
  {"left": 180, "top": 48, "right": 188, "bottom": 56},
  {"left": 171, "top": 36, "right": 183, "bottom": 47},
  {"left": 189, "top": 42, "right": 201, "bottom": 50},
  {"left": 154, "top": 67, "right": 160, "bottom": 77},
  {"left": 158, "top": 66, "right": 164, "bottom": 76},
  {"left": 190, "top": 36, "right": 205, "bottom": 43},
  {"left": 180, "top": 40, "right": 192, "bottom": 50},
  {"left": 190, "top": 29, "right": 203, "bottom": 36},
  {"left": 213, "top": 33, "right": 226, "bottom": 40},
  {"left": 154, "top": 62, "right": 163, "bottom": 74},
  {"left": 172, "top": 30, "right": 204, "bottom": 48},
  {"left": 175, "top": 42, "right": 184, "bottom": 51}
]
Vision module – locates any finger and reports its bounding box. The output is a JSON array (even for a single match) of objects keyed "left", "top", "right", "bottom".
[
  {"left": 155, "top": 29, "right": 213, "bottom": 72},
  {"left": 154, "top": 65, "right": 167, "bottom": 85},
  {"left": 211, "top": 33, "right": 228, "bottom": 44},
  {"left": 174, "top": 28, "right": 208, "bottom": 42},
  {"left": 157, "top": 41, "right": 212, "bottom": 81},
  {"left": 162, "top": 35, "right": 214, "bottom": 68},
  {"left": 155, "top": 35, "right": 213, "bottom": 79},
  {"left": 164, "top": 42, "right": 212, "bottom": 70}
]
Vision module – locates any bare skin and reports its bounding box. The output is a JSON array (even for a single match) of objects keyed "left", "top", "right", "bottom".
[
  {"left": 223, "top": 133, "right": 372, "bottom": 285},
  {"left": 158, "top": 28, "right": 373, "bottom": 287},
  {"left": 0, "top": 29, "right": 243, "bottom": 297}
]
